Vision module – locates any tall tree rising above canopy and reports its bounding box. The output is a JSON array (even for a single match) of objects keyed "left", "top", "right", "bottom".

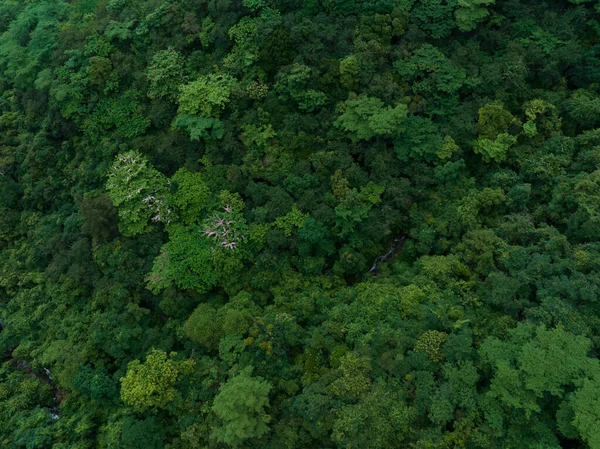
[{"left": 1, "top": 0, "right": 600, "bottom": 447}]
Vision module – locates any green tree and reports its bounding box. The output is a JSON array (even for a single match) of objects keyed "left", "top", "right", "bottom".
[
  {"left": 395, "top": 44, "right": 467, "bottom": 99},
  {"left": 184, "top": 303, "right": 222, "bottom": 350},
  {"left": 146, "top": 224, "right": 217, "bottom": 294},
  {"left": 565, "top": 89, "right": 600, "bottom": 129},
  {"left": 77, "top": 193, "right": 119, "bottom": 243},
  {"left": 477, "top": 102, "right": 520, "bottom": 139},
  {"left": 332, "top": 387, "right": 414, "bottom": 448},
  {"left": 274, "top": 63, "right": 327, "bottom": 111},
  {"left": 0, "top": 0, "right": 69, "bottom": 89},
  {"left": 147, "top": 47, "right": 186, "bottom": 101},
  {"left": 394, "top": 115, "right": 444, "bottom": 162}
]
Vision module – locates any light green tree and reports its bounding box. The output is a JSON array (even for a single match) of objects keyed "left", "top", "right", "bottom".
[
  {"left": 473, "top": 133, "right": 518, "bottom": 163},
  {"left": 120, "top": 350, "right": 194, "bottom": 410},
  {"left": 177, "top": 74, "right": 236, "bottom": 117},
  {"left": 339, "top": 55, "right": 360, "bottom": 90},
  {"left": 335, "top": 96, "right": 407, "bottom": 142},
  {"left": 169, "top": 168, "right": 211, "bottom": 225},
  {"left": 273, "top": 205, "right": 309, "bottom": 237},
  {"left": 567, "top": 378, "right": 600, "bottom": 449},
  {"left": 211, "top": 368, "right": 272, "bottom": 447},
  {"left": 455, "top": 0, "right": 496, "bottom": 31},
  {"left": 414, "top": 330, "right": 449, "bottom": 362},
  {"left": 174, "top": 73, "right": 236, "bottom": 141},
  {"left": 480, "top": 324, "right": 600, "bottom": 417}
]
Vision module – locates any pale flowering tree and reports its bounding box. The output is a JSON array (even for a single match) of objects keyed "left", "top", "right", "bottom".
[
  {"left": 106, "top": 150, "right": 172, "bottom": 236},
  {"left": 142, "top": 187, "right": 249, "bottom": 294},
  {"left": 202, "top": 205, "right": 247, "bottom": 250}
]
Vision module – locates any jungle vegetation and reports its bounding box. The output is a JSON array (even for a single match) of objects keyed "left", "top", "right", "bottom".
[{"left": 1, "top": 0, "right": 600, "bottom": 448}]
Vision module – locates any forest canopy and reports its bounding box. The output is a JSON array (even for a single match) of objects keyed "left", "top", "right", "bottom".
[{"left": 1, "top": 0, "right": 600, "bottom": 448}]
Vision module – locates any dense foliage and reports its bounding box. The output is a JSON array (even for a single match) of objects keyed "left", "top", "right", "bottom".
[{"left": 1, "top": 0, "right": 600, "bottom": 447}]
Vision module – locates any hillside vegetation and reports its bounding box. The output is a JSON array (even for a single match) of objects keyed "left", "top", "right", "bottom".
[{"left": 1, "top": 0, "right": 600, "bottom": 448}]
